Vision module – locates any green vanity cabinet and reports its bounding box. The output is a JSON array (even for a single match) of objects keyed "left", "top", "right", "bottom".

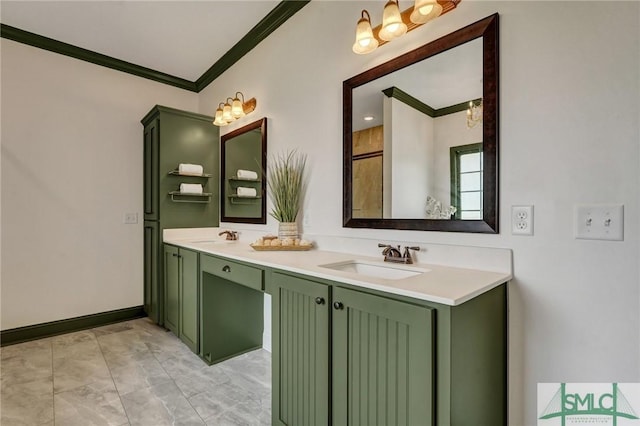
[
  {"left": 332, "top": 286, "right": 435, "bottom": 425},
  {"left": 163, "top": 245, "right": 199, "bottom": 353},
  {"left": 268, "top": 270, "right": 507, "bottom": 426},
  {"left": 199, "top": 254, "right": 264, "bottom": 365},
  {"left": 141, "top": 105, "right": 219, "bottom": 325},
  {"left": 270, "top": 271, "right": 330, "bottom": 426}
]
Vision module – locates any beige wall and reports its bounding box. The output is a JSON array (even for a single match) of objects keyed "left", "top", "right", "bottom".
[
  {"left": 200, "top": 2, "right": 640, "bottom": 424},
  {"left": 1, "top": 39, "right": 198, "bottom": 329}
]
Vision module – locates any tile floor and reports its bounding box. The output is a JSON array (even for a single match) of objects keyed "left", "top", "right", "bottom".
[{"left": 0, "top": 318, "right": 272, "bottom": 426}]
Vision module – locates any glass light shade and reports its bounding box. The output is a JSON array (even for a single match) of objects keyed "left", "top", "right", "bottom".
[
  {"left": 222, "top": 103, "right": 234, "bottom": 123},
  {"left": 352, "top": 12, "right": 379, "bottom": 54},
  {"left": 231, "top": 98, "right": 245, "bottom": 118},
  {"left": 379, "top": 0, "right": 407, "bottom": 41},
  {"left": 410, "top": 0, "right": 442, "bottom": 24},
  {"left": 213, "top": 107, "right": 227, "bottom": 126},
  {"left": 466, "top": 100, "right": 483, "bottom": 129}
]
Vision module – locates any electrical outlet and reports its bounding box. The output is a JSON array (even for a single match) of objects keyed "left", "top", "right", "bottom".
[
  {"left": 512, "top": 205, "right": 533, "bottom": 236},
  {"left": 124, "top": 213, "right": 138, "bottom": 224}
]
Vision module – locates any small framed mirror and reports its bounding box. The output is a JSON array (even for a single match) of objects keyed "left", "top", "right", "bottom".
[
  {"left": 343, "top": 14, "right": 499, "bottom": 233},
  {"left": 220, "top": 118, "right": 267, "bottom": 224}
]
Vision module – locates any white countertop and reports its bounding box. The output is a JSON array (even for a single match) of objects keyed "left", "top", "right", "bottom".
[{"left": 163, "top": 230, "right": 512, "bottom": 306}]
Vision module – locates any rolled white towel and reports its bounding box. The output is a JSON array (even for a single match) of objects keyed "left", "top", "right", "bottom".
[
  {"left": 237, "top": 169, "right": 258, "bottom": 180},
  {"left": 236, "top": 187, "right": 257, "bottom": 197},
  {"left": 180, "top": 183, "right": 203, "bottom": 194},
  {"left": 178, "top": 164, "right": 204, "bottom": 176}
]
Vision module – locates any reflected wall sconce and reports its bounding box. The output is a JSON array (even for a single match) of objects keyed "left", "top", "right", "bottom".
[
  {"left": 466, "top": 99, "right": 482, "bottom": 129},
  {"left": 352, "top": 0, "right": 461, "bottom": 55},
  {"left": 213, "top": 92, "right": 257, "bottom": 126}
]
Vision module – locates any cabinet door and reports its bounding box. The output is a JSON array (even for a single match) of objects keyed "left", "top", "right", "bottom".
[
  {"left": 332, "top": 287, "right": 435, "bottom": 426},
  {"left": 143, "top": 221, "right": 159, "bottom": 323},
  {"left": 271, "top": 272, "right": 329, "bottom": 426},
  {"left": 143, "top": 119, "right": 159, "bottom": 221},
  {"left": 179, "top": 248, "right": 199, "bottom": 353},
  {"left": 163, "top": 245, "right": 180, "bottom": 334}
]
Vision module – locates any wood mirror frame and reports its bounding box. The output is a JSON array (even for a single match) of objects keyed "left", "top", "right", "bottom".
[
  {"left": 220, "top": 118, "right": 267, "bottom": 224},
  {"left": 343, "top": 14, "right": 499, "bottom": 233}
]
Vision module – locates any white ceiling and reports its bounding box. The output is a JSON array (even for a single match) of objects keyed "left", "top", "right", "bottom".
[{"left": 1, "top": 1, "right": 281, "bottom": 81}]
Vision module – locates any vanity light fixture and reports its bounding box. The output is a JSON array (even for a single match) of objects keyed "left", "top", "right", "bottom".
[
  {"left": 212, "top": 92, "right": 257, "bottom": 126},
  {"left": 364, "top": 115, "right": 375, "bottom": 121},
  {"left": 351, "top": 0, "right": 460, "bottom": 55},
  {"left": 466, "top": 99, "right": 483, "bottom": 129}
]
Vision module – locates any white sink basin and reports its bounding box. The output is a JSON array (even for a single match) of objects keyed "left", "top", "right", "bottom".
[{"left": 319, "top": 260, "right": 428, "bottom": 280}]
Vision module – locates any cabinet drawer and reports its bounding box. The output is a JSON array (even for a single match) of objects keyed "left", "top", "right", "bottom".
[{"left": 200, "top": 254, "right": 263, "bottom": 291}]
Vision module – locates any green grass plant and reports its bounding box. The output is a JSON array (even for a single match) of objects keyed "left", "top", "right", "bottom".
[{"left": 267, "top": 150, "right": 306, "bottom": 222}]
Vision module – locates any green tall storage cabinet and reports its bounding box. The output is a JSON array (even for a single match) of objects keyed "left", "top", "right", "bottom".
[{"left": 142, "top": 105, "right": 219, "bottom": 326}]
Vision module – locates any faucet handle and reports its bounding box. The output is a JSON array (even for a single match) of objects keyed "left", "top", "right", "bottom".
[{"left": 402, "top": 246, "right": 421, "bottom": 264}]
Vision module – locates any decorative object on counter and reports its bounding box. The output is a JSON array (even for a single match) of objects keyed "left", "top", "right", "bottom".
[
  {"left": 236, "top": 187, "right": 258, "bottom": 197},
  {"left": 250, "top": 235, "right": 313, "bottom": 251},
  {"left": 179, "top": 183, "right": 203, "bottom": 194},
  {"left": 267, "top": 150, "right": 307, "bottom": 240},
  {"left": 178, "top": 163, "right": 204, "bottom": 176},
  {"left": 236, "top": 169, "right": 259, "bottom": 180},
  {"left": 352, "top": 0, "right": 461, "bottom": 54},
  {"left": 212, "top": 92, "right": 257, "bottom": 126},
  {"left": 425, "top": 195, "right": 456, "bottom": 219}
]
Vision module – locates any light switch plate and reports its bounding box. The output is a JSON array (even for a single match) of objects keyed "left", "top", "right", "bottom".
[
  {"left": 574, "top": 204, "right": 624, "bottom": 241},
  {"left": 124, "top": 213, "right": 138, "bottom": 224}
]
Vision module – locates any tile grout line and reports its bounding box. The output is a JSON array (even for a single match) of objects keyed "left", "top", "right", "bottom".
[
  {"left": 50, "top": 338, "right": 56, "bottom": 425},
  {"left": 93, "top": 328, "right": 133, "bottom": 426},
  {"left": 146, "top": 330, "right": 211, "bottom": 425}
]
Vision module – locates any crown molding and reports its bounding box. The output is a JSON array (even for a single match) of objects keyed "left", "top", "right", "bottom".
[
  {"left": 195, "top": 0, "right": 311, "bottom": 91},
  {"left": 0, "top": 23, "right": 198, "bottom": 91},
  {"left": 0, "top": 0, "right": 311, "bottom": 93}
]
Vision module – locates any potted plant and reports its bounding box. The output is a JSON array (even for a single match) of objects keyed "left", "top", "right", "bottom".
[{"left": 267, "top": 150, "right": 306, "bottom": 239}]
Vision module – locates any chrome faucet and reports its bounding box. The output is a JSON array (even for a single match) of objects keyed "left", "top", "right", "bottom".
[
  {"left": 378, "top": 243, "right": 420, "bottom": 264},
  {"left": 218, "top": 230, "right": 238, "bottom": 241},
  {"left": 378, "top": 243, "right": 402, "bottom": 259}
]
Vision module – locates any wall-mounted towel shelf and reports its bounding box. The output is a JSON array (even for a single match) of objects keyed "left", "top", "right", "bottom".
[
  {"left": 169, "top": 191, "right": 212, "bottom": 203},
  {"left": 169, "top": 170, "right": 213, "bottom": 178},
  {"left": 228, "top": 177, "right": 261, "bottom": 183},
  {"left": 228, "top": 194, "right": 262, "bottom": 205}
]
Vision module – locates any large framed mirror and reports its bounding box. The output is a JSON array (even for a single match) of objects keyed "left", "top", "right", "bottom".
[
  {"left": 343, "top": 14, "right": 498, "bottom": 233},
  {"left": 221, "top": 117, "right": 267, "bottom": 224}
]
